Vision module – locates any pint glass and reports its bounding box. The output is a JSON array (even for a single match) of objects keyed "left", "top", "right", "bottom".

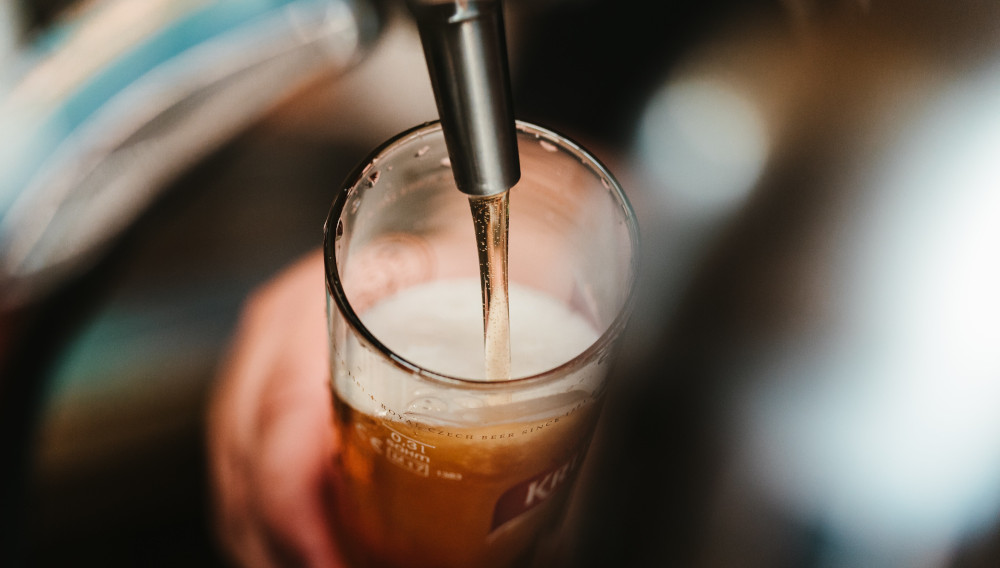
[{"left": 323, "top": 121, "right": 638, "bottom": 568}]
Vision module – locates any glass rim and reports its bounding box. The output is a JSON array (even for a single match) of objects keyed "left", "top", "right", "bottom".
[{"left": 323, "top": 119, "right": 640, "bottom": 391}]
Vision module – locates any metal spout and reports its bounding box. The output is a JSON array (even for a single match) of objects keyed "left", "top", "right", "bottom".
[{"left": 407, "top": 0, "right": 520, "bottom": 196}]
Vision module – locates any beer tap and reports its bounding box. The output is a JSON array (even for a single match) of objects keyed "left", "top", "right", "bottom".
[{"left": 406, "top": 0, "right": 520, "bottom": 196}]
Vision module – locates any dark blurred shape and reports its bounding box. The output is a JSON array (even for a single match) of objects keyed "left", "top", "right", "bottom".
[
  {"left": 511, "top": 0, "right": 782, "bottom": 148},
  {"left": 551, "top": 1, "right": 1000, "bottom": 567},
  {"left": 17, "top": 0, "right": 77, "bottom": 31}
]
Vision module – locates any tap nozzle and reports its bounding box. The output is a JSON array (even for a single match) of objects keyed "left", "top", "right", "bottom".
[{"left": 407, "top": 0, "right": 520, "bottom": 196}]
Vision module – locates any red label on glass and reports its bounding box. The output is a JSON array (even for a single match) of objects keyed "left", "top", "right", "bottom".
[{"left": 490, "top": 452, "right": 584, "bottom": 531}]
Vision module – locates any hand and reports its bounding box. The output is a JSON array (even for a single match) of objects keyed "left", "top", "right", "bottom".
[{"left": 207, "top": 250, "right": 345, "bottom": 567}]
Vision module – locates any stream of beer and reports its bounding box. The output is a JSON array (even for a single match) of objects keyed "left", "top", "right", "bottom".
[{"left": 469, "top": 192, "right": 511, "bottom": 382}]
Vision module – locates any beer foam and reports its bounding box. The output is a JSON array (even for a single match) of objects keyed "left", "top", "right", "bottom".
[{"left": 361, "top": 279, "right": 598, "bottom": 380}]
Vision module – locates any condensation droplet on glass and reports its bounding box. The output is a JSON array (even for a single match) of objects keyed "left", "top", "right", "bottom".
[
  {"left": 362, "top": 170, "right": 381, "bottom": 188},
  {"left": 407, "top": 397, "right": 448, "bottom": 413},
  {"left": 335, "top": 218, "right": 344, "bottom": 240},
  {"left": 539, "top": 140, "right": 558, "bottom": 153},
  {"left": 601, "top": 177, "right": 610, "bottom": 189},
  {"left": 415, "top": 145, "right": 430, "bottom": 157},
  {"left": 440, "top": 156, "right": 451, "bottom": 168},
  {"left": 350, "top": 198, "right": 361, "bottom": 214}
]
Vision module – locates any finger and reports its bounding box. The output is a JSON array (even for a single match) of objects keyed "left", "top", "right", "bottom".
[
  {"left": 256, "top": 395, "right": 343, "bottom": 567},
  {"left": 207, "top": 250, "right": 342, "bottom": 567},
  {"left": 211, "top": 250, "right": 326, "bottom": 456}
]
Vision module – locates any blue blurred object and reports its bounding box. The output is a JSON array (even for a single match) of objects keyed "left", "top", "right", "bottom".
[
  {"left": 0, "top": 0, "right": 380, "bottom": 308},
  {"left": 0, "top": 1, "right": 383, "bottom": 565}
]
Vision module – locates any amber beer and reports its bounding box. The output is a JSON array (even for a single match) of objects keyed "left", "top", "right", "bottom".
[
  {"left": 330, "top": 391, "right": 601, "bottom": 568},
  {"left": 327, "top": 277, "right": 605, "bottom": 567}
]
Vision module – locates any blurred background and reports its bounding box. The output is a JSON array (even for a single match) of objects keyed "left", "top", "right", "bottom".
[{"left": 2, "top": 0, "right": 1000, "bottom": 566}]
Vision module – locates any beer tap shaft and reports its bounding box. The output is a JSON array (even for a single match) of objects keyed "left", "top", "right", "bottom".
[{"left": 407, "top": 0, "right": 520, "bottom": 197}]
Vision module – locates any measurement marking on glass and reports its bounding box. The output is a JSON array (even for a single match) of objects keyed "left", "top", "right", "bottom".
[{"left": 384, "top": 425, "right": 436, "bottom": 449}]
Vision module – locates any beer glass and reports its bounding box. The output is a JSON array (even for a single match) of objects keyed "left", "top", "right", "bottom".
[{"left": 323, "top": 120, "right": 638, "bottom": 568}]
